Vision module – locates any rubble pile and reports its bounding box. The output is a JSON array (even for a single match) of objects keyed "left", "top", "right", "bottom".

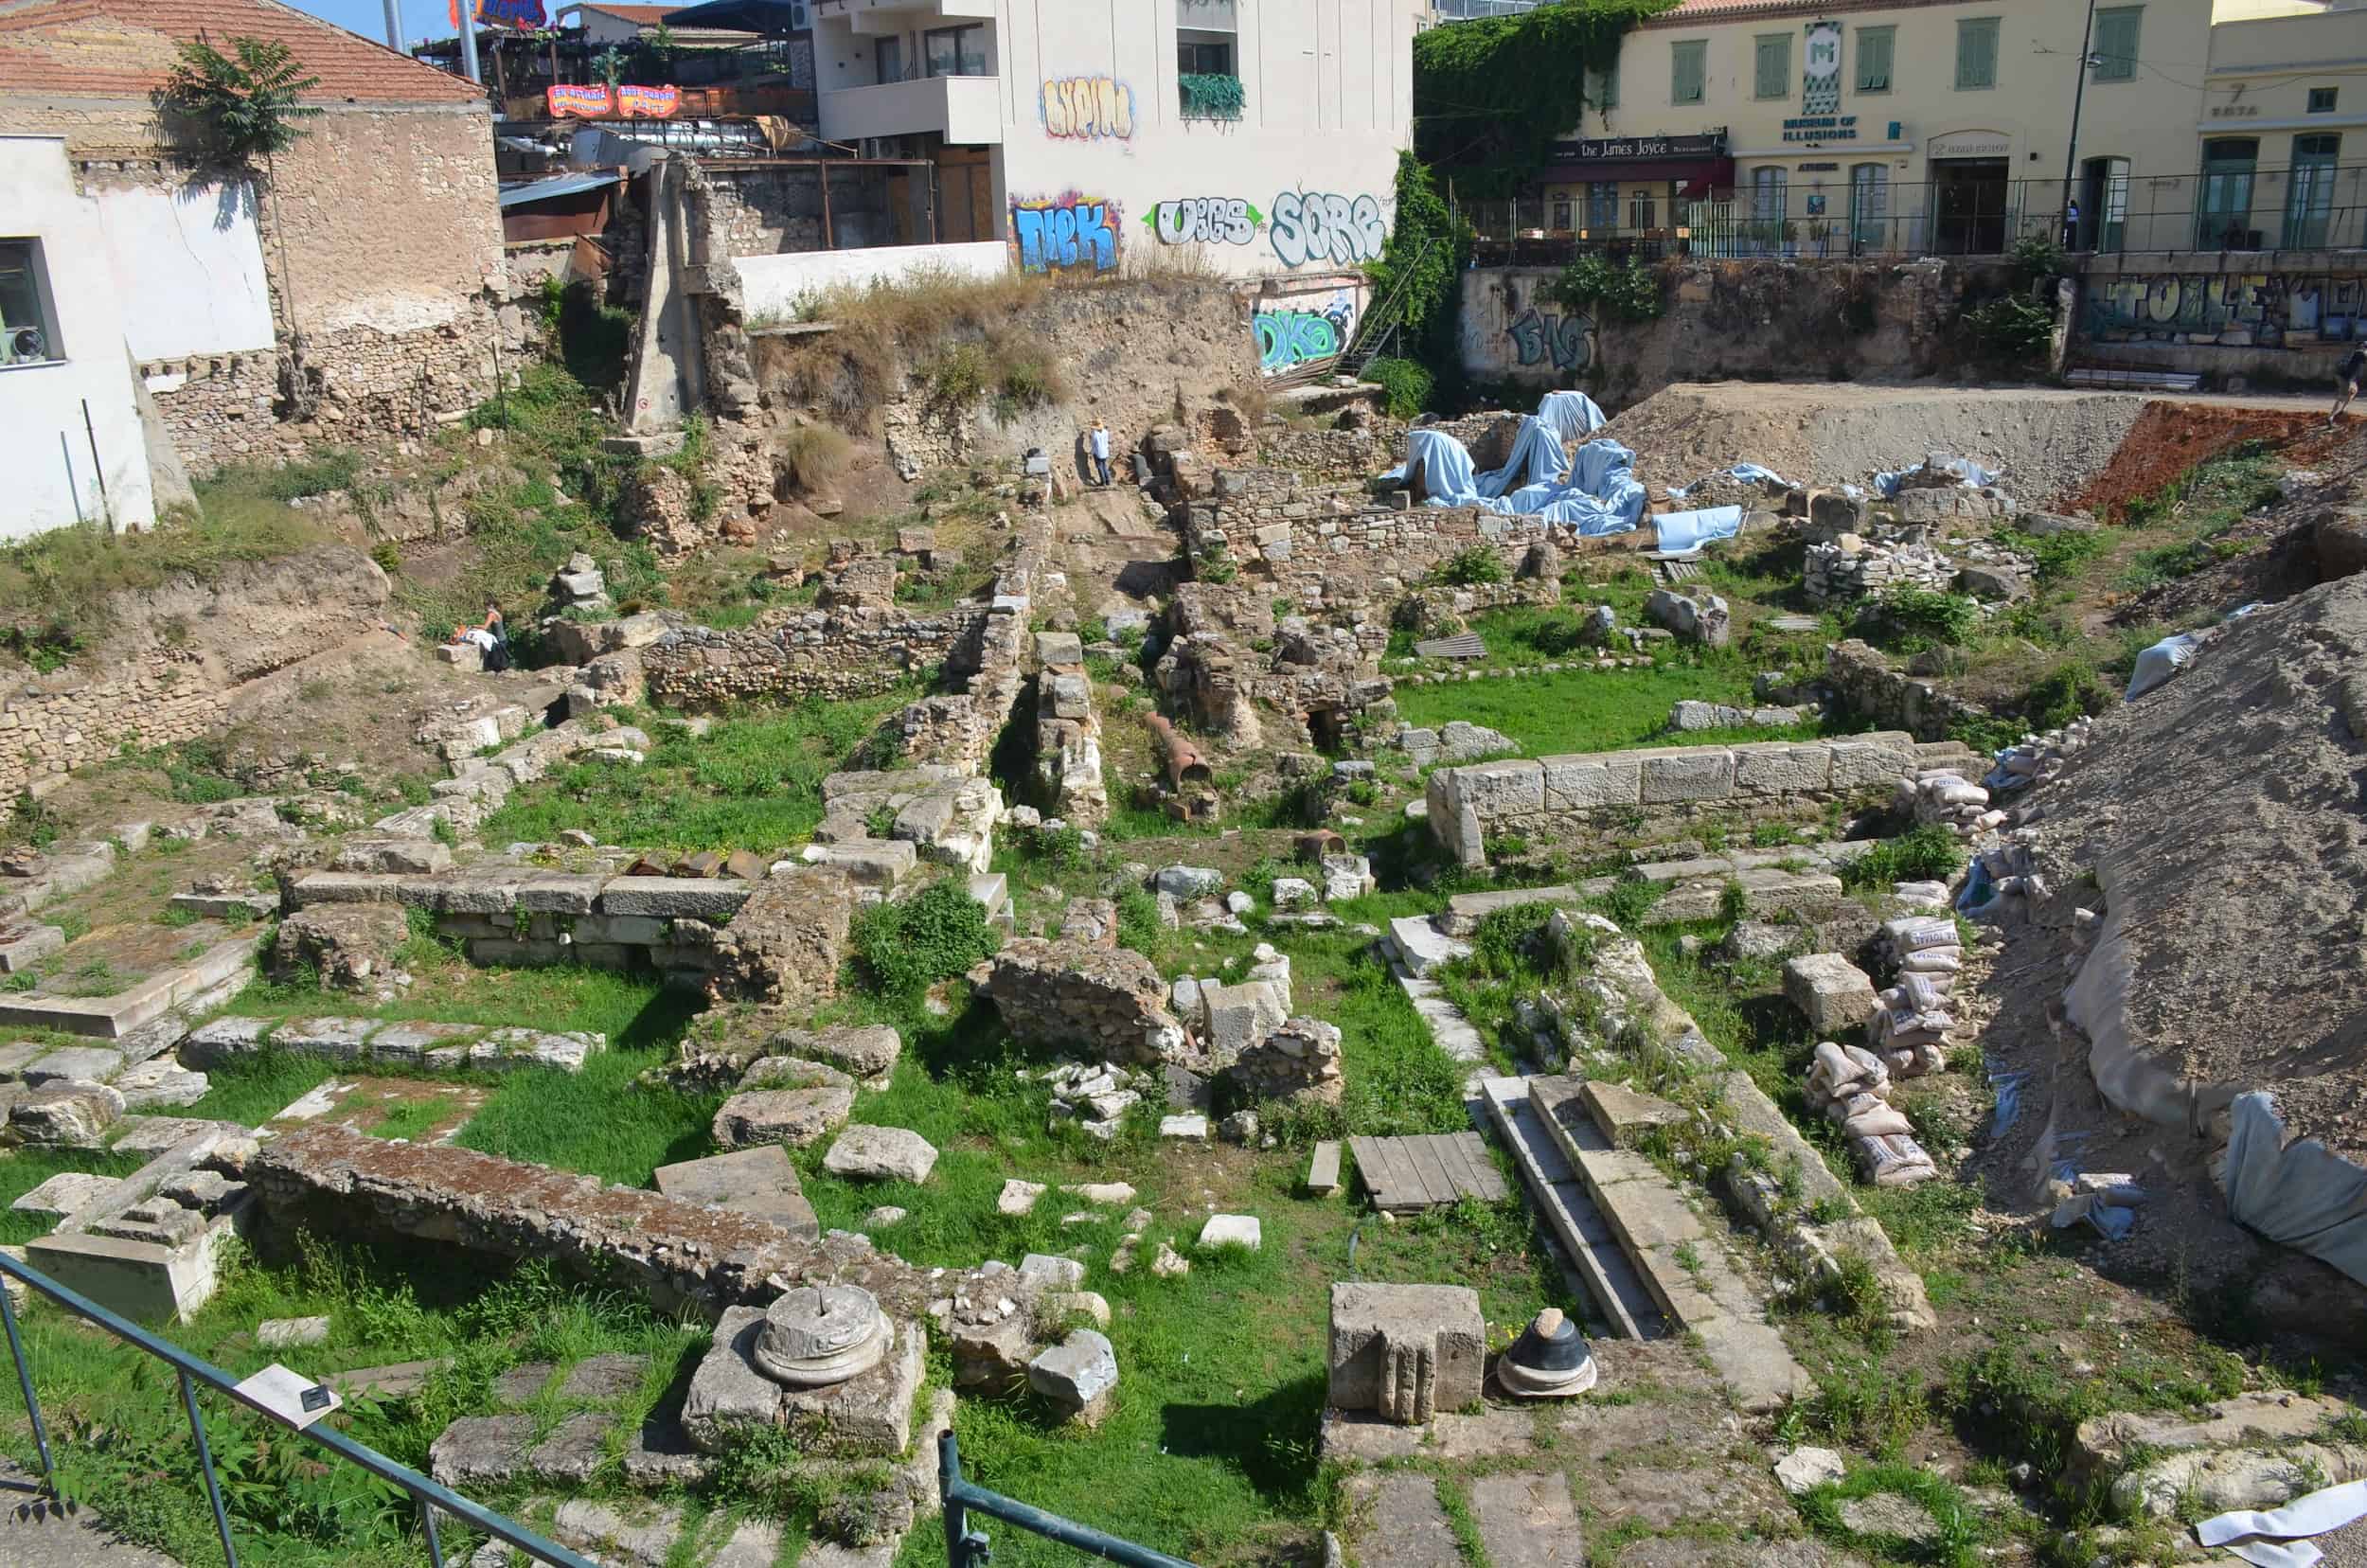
[
  {"left": 1805, "top": 1041, "right": 1939, "bottom": 1187},
  {"left": 1223, "top": 1016, "right": 1344, "bottom": 1105},
  {"left": 978, "top": 939, "right": 1188, "bottom": 1066},
  {"left": 1986, "top": 717, "right": 2097, "bottom": 807},
  {"left": 1033, "top": 1060, "right": 1150, "bottom": 1139},
  {"left": 1803, "top": 534, "right": 1955, "bottom": 605}
]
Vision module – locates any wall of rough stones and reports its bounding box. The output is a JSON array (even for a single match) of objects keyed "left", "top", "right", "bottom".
[
  {"left": 1182, "top": 472, "right": 1559, "bottom": 597},
  {"left": 1822, "top": 640, "right": 1984, "bottom": 744},
  {"left": 641, "top": 606, "right": 991, "bottom": 709},
  {"left": 0, "top": 104, "right": 525, "bottom": 474},
  {"left": 0, "top": 546, "right": 388, "bottom": 801},
  {"left": 1425, "top": 732, "right": 1925, "bottom": 865}
]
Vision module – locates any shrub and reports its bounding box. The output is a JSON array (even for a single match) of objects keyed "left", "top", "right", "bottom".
[
  {"left": 2023, "top": 659, "right": 2112, "bottom": 730},
  {"left": 1960, "top": 293, "right": 2055, "bottom": 365},
  {"left": 1433, "top": 545, "right": 1509, "bottom": 587},
  {"left": 774, "top": 423, "right": 852, "bottom": 494},
  {"left": 1365, "top": 356, "right": 1434, "bottom": 419},
  {"left": 1548, "top": 253, "right": 1664, "bottom": 323},
  {"left": 851, "top": 879, "right": 1000, "bottom": 997},
  {"left": 1841, "top": 824, "right": 1966, "bottom": 890},
  {"left": 1113, "top": 886, "right": 1162, "bottom": 955},
  {"left": 1868, "top": 587, "right": 1980, "bottom": 650}
]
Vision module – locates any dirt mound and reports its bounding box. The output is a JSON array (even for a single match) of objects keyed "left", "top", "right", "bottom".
[
  {"left": 2062, "top": 402, "right": 2358, "bottom": 521},
  {"left": 2029, "top": 574, "right": 2367, "bottom": 1163},
  {"left": 1598, "top": 382, "right": 2148, "bottom": 505}
]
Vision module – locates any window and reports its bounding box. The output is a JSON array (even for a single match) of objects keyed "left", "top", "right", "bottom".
[
  {"left": 1551, "top": 195, "right": 1573, "bottom": 230},
  {"left": 1628, "top": 187, "right": 1657, "bottom": 229},
  {"left": 1850, "top": 163, "right": 1890, "bottom": 249},
  {"left": 874, "top": 35, "right": 905, "bottom": 83},
  {"left": 1179, "top": 39, "right": 1232, "bottom": 75},
  {"left": 1671, "top": 39, "right": 1705, "bottom": 105},
  {"left": 2310, "top": 87, "right": 2339, "bottom": 114},
  {"left": 0, "top": 241, "right": 59, "bottom": 367},
  {"left": 1856, "top": 26, "right": 1893, "bottom": 93},
  {"left": 923, "top": 24, "right": 987, "bottom": 78},
  {"left": 1753, "top": 33, "right": 1790, "bottom": 98},
  {"left": 2287, "top": 133, "right": 2340, "bottom": 248},
  {"left": 1955, "top": 17, "right": 2000, "bottom": 91},
  {"left": 2091, "top": 7, "right": 2140, "bottom": 82},
  {"left": 1751, "top": 167, "right": 1789, "bottom": 225},
  {"left": 1586, "top": 181, "right": 1619, "bottom": 230},
  {"left": 2197, "top": 136, "right": 2258, "bottom": 248}
]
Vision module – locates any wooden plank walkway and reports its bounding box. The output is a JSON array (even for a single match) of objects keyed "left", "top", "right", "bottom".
[
  {"left": 1349, "top": 1131, "right": 1510, "bottom": 1214},
  {"left": 1412, "top": 632, "right": 1486, "bottom": 660}
]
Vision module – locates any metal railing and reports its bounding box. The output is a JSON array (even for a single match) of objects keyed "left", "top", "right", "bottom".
[
  {"left": 0, "top": 1252, "right": 596, "bottom": 1568},
  {"left": 939, "top": 1430, "right": 1196, "bottom": 1568},
  {"left": 1464, "top": 164, "right": 2367, "bottom": 263},
  {"left": 1429, "top": 0, "right": 1541, "bottom": 19}
]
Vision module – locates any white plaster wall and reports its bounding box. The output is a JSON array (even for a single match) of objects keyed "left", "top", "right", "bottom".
[
  {"left": 0, "top": 138, "right": 158, "bottom": 540},
  {"left": 94, "top": 181, "right": 276, "bottom": 363},
  {"left": 738, "top": 239, "right": 1009, "bottom": 316},
  {"left": 991, "top": 0, "right": 1419, "bottom": 279}
]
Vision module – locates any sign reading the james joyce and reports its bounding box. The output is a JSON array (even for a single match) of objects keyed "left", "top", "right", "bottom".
[{"left": 1546, "top": 131, "right": 1727, "bottom": 165}]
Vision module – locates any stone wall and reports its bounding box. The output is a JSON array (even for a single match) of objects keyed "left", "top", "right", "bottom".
[
  {"left": 1823, "top": 641, "right": 1984, "bottom": 744},
  {"left": 703, "top": 164, "right": 893, "bottom": 258},
  {"left": 1182, "top": 472, "right": 1559, "bottom": 597},
  {"left": 1425, "top": 732, "right": 1924, "bottom": 866},
  {"left": 640, "top": 606, "right": 992, "bottom": 710},
  {"left": 0, "top": 546, "right": 388, "bottom": 801},
  {"left": 0, "top": 104, "right": 525, "bottom": 474}
]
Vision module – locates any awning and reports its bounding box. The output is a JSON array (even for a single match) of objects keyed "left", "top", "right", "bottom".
[
  {"left": 661, "top": 0, "right": 806, "bottom": 32},
  {"left": 500, "top": 170, "right": 623, "bottom": 207},
  {"left": 1545, "top": 156, "right": 1735, "bottom": 187}
]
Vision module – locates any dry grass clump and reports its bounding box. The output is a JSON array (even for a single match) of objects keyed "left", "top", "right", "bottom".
[{"left": 773, "top": 421, "right": 854, "bottom": 493}]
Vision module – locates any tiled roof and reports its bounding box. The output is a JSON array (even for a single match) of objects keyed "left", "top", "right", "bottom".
[
  {"left": 577, "top": 3, "right": 683, "bottom": 20},
  {"left": 0, "top": 0, "right": 487, "bottom": 105}
]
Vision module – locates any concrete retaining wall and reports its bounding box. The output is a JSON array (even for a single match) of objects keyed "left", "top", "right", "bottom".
[
  {"left": 739, "top": 241, "right": 1008, "bottom": 321},
  {"left": 1425, "top": 732, "right": 1922, "bottom": 865}
]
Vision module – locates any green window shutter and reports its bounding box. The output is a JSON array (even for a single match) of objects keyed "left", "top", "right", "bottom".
[
  {"left": 1673, "top": 40, "right": 1705, "bottom": 105},
  {"left": 1956, "top": 17, "right": 1999, "bottom": 90},
  {"left": 1754, "top": 34, "right": 1789, "bottom": 99},
  {"left": 2092, "top": 8, "right": 2140, "bottom": 81},
  {"left": 1857, "top": 27, "right": 1893, "bottom": 92}
]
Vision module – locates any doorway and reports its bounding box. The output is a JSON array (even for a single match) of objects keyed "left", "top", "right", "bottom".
[
  {"left": 1931, "top": 158, "right": 2008, "bottom": 255},
  {"left": 2079, "top": 155, "right": 2129, "bottom": 253}
]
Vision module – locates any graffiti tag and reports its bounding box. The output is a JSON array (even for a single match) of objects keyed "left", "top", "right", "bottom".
[
  {"left": 1255, "top": 304, "right": 1352, "bottom": 373},
  {"left": 1011, "top": 193, "right": 1122, "bottom": 275},
  {"left": 1507, "top": 308, "right": 1592, "bottom": 372},
  {"left": 1149, "top": 197, "right": 1262, "bottom": 246},
  {"left": 1041, "top": 77, "right": 1136, "bottom": 139},
  {"left": 1270, "top": 190, "right": 1387, "bottom": 268}
]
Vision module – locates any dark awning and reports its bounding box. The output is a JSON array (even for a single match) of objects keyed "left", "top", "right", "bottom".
[
  {"left": 661, "top": 0, "right": 806, "bottom": 32},
  {"left": 1546, "top": 156, "right": 1735, "bottom": 187}
]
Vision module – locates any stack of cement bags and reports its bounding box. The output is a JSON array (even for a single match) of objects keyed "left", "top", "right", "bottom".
[
  {"left": 1868, "top": 916, "right": 1959, "bottom": 1077},
  {"left": 1984, "top": 716, "right": 2094, "bottom": 800},
  {"left": 1895, "top": 770, "right": 2005, "bottom": 839},
  {"left": 1805, "top": 1041, "right": 1937, "bottom": 1187}
]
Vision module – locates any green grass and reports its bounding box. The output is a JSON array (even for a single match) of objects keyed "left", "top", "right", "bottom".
[
  {"left": 1394, "top": 660, "right": 1829, "bottom": 757},
  {"left": 0, "top": 1148, "right": 146, "bottom": 1245},
  {"left": 477, "top": 691, "right": 919, "bottom": 854}
]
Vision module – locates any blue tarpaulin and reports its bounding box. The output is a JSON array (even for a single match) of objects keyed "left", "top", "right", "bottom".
[
  {"left": 1874, "top": 453, "right": 2002, "bottom": 497},
  {"left": 1670, "top": 462, "right": 1791, "bottom": 499},
  {"left": 1653, "top": 506, "right": 1746, "bottom": 552},
  {"left": 1383, "top": 401, "right": 1646, "bottom": 536},
  {"left": 1537, "top": 390, "right": 1608, "bottom": 444}
]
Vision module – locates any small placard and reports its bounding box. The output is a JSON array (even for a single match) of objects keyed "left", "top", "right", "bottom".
[{"left": 234, "top": 1363, "right": 343, "bottom": 1432}]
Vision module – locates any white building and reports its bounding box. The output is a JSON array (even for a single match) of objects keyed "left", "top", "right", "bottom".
[
  {"left": 808, "top": 0, "right": 1421, "bottom": 291},
  {"left": 0, "top": 136, "right": 159, "bottom": 539}
]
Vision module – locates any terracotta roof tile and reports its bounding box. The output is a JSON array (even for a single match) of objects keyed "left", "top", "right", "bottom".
[{"left": 0, "top": 0, "right": 488, "bottom": 105}]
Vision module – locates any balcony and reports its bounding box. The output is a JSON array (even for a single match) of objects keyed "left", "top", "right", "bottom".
[
  {"left": 816, "top": 0, "right": 994, "bottom": 29},
  {"left": 818, "top": 72, "right": 1003, "bottom": 144}
]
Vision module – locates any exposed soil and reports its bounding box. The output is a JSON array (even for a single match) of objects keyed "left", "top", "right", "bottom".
[{"left": 2061, "top": 402, "right": 2362, "bottom": 520}]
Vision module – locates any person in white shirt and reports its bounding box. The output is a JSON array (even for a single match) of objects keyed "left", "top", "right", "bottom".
[{"left": 1089, "top": 420, "right": 1112, "bottom": 487}]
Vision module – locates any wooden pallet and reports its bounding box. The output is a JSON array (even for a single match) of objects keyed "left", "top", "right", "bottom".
[
  {"left": 1413, "top": 632, "right": 1487, "bottom": 660},
  {"left": 1349, "top": 1131, "right": 1510, "bottom": 1214},
  {"left": 1654, "top": 559, "right": 1704, "bottom": 584}
]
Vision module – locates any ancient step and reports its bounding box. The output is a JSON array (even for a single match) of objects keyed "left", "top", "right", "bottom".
[
  {"left": 1525, "top": 1075, "right": 1809, "bottom": 1414},
  {"left": 1480, "top": 1076, "right": 1660, "bottom": 1341},
  {"left": 1442, "top": 885, "right": 1581, "bottom": 938}
]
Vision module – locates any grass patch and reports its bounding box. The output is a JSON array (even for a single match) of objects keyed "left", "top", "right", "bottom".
[
  {"left": 1394, "top": 661, "right": 1830, "bottom": 758},
  {"left": 477, "top": 692, "right": 917, "bottom": 853},
  {"left": 1795, "top": 1461, "right": 1985, "bottom": 1568}
]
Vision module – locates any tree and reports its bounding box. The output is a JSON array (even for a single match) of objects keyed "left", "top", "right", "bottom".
[{"left": 163, "top": 37, "right": 328, "bottom": 419}]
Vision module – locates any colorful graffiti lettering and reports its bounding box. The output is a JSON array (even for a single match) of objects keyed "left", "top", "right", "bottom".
[
  {"left": 1041, "top": 77, "right": 1136, "bottom": 140},
  {"left": 1148, "top": 197, "right": 1262, "bottom": 246},
  {"left": 1508, "top": 308, "right": 1592, "bottom": 372},
  {"left": 2084, "top": 270, "right": 2362, "bottom": 348},
  {"left": 1255, "top": 298, "right": 1355, "bottom": 374},
  {"left": 1270, "top": 190, "right": 1387, "bottom": 269},
  {"left": 1011, "top": 194, "right": 1122, "bottom": 275}
]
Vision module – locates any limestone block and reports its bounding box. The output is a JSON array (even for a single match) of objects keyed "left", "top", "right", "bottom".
[
  {"left": 9, "top": 1084, "right": 126, "bottom": 1145},
  {"left": 1783, "top": 954, "right": 1879, "bottom": 1036},
  {"left": 1636, "top": 748, "right": 1736, "bottom": 805},
  {"left": 1539, "top": 754, "right": 1644, "bottom": 811},
  {"left": 823, "top": 1125, "right": 938, "bottom": 1184},
  {"left": 711, "top": 1086, "right": 855, "bottom": 1150},
  {"left": 1733, "top": 743, "right": 1833, "bottom": 797},
  {"left": 1197, "top": 1215, "right": 1262, "bottom": 1251},
  {"left": 1827, "top": 737, "right": 1916, "bottom": 790},
  {"left": 1327, "top": 1282, "right": 1485, "bottom": 1424},
  {"left": 1027, "top": 1329, "right": 1118, "bottom": 1425},
  {"left": 1450, "top": 759, "right": 1544, "bottom": 821},
  {"left": 652, "top": 1147, "right": 818, "bottom": 1239}
]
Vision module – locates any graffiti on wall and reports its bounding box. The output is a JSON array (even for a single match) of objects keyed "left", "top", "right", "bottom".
[
  {"left": 1041, "top": 77, "right": 1136, "bottom": 140},
  {"left": 1148, "top": 197, "right": 1262, "bottom": 247},
  {"left": 1270, "top": 190, "right": 1387, "bottom": 268},
  {"left": 1256, "top": 293, "right": 1357, "bottom": 374},
  {"left": 1507, "top": 308, "right": 1593, "bottom": 372},
  {"left": 2085, "top": 272, "right": 2365, "bottom": 347},
  {"left": 1010, "top": 193, "right": 1123, "bottom": 276}
]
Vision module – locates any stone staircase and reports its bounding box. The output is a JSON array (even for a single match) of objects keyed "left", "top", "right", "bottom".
[{"left": 1479, "top": 1076, "right": 1662, "bottom": 1341}]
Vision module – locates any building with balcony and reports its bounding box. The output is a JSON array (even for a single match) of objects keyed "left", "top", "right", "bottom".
[{"left": 808, "top": 0, "right": 1423, "bottom": 279}]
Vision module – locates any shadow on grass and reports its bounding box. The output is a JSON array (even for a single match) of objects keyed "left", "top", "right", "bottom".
[{"left": 1158, "top": 1367, "right": 1328, "bottom": 1504}]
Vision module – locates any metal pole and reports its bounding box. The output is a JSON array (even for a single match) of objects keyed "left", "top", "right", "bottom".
[
  {"left": 2057, "top": 0, "right": 2098, "bottom": 247},
  {"left": 459, "top": 4, "right": 483, "bottom": 83},
  {"left": 940, "top": 1431, "right": 974, "bottom": 1568},
  {"left": 820, "top": 161, "right": 835, "bottom": 249},
  {"left": 80, "top": 400, "right": 112, "bottom": 531},
  {"left": 178, "top": 1371, "right": 240, "bottom": 1568},
  {"left": 0, "top": 1280, "right": 53, "bottom": 1489},
  {"left": 383, "top": 0, "right": 402, "bottom": 50},
  {"left": 421, "top": 1496, "right": 447, "bottom": 1568}
]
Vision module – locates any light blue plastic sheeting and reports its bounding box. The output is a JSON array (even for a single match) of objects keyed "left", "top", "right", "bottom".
[
  {"left": 1474, "top": 417, "right": 1572, "bottom": 498},
  {"left": 1388, "top": 427, "right": 1478, "bottom": 497},
  {"left": 1383, "top": 408, "right": 1647, "bottom": 535},
  {"left": 2223, "top": 1091, "right": 2367, "bottom": 1286},
  {"left": 1669, "top": 461, "right": 1792, "bottom": 499},
  {"left": 1537, "top": 390, "right": 1608, "bottom": 444},
  {"left": 1873, "top": 453, "right": 2002, "bottom": 497},
  {"left": 2126, "top": 633, "right": 2201, "bottom": 701},
  {"left": 1653, "top": 505, "right": 1745, "bottom": 552}
]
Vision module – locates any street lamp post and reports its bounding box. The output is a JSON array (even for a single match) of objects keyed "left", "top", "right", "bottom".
[{"left": 2057, "top": 0, "right": 2099, "bottom": 249}]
